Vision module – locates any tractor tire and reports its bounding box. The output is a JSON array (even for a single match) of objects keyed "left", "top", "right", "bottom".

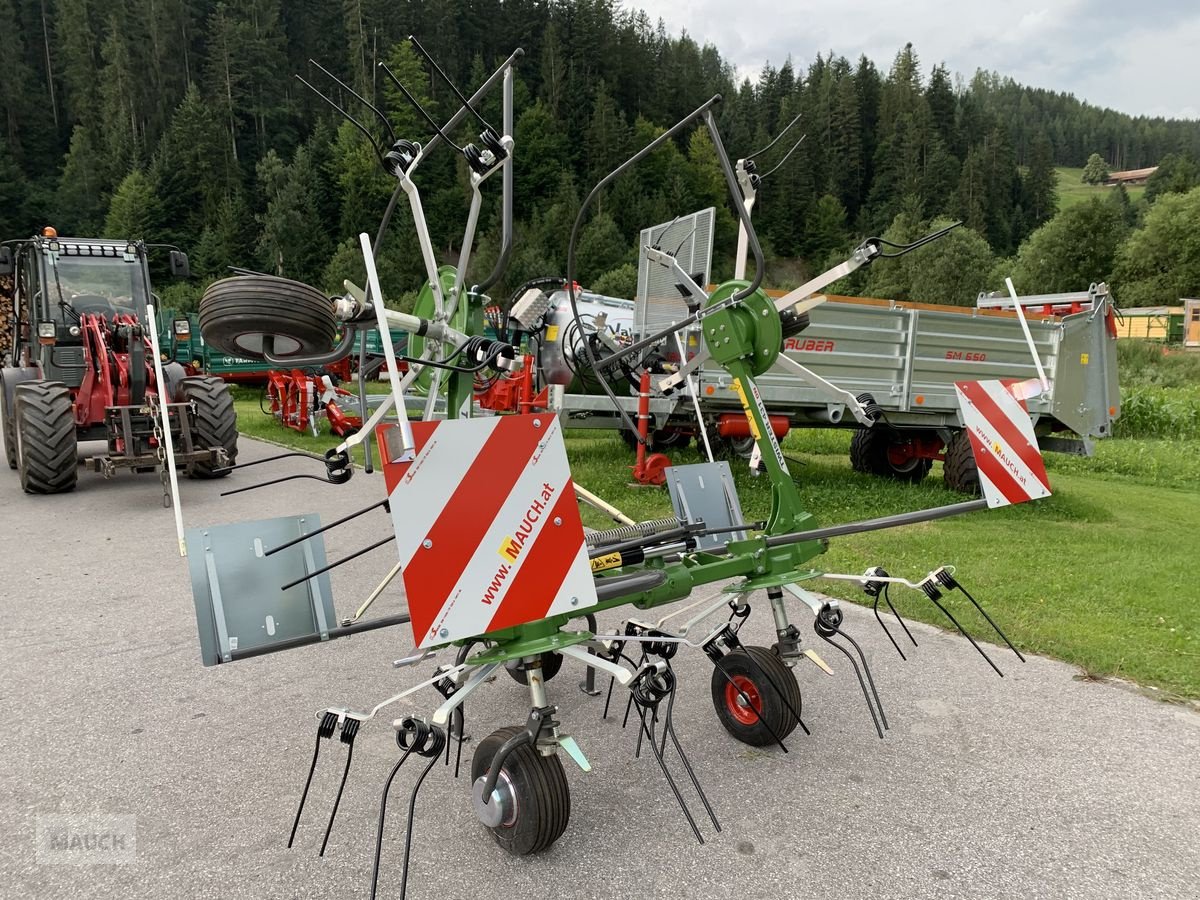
[
  {"left": 176, "top": 376, "right": 238, "bottom": 478},
  {"left": 943, "top": 430, "right": 981, "bottom": 496},
  {"left": 13, "top": 381, "right": 78, "bottom": 494},
  {"left": 199, "top": 275, "right": 337, "bottom": 362},
  {"left": 710, "top": 646, "right": 802, "bottom": 747},
  {"left": 471, "top": 725, "right": 571, "bottom": 856},
  {"left": 849, "top": 427, "right": 932, "bottom": 483},
  {"left": 1, "top": 376, "right": 17, "bottom": 470}
]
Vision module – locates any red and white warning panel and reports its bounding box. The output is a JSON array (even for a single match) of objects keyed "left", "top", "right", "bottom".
[
  {"left": 377, "top": 414, "right": 598, "bottom": 649},
  {"left": 953, "top": 379, "right": 1052, "bottom": 508}
]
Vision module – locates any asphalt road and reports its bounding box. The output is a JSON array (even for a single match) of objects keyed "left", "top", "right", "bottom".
[{"left": 1, "top": 437, "right": 1197, "bottom": 900}]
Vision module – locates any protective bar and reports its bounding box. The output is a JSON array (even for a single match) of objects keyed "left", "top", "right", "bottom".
[{"left": 765, "top": 499, "right": 989, "bottom": 548}]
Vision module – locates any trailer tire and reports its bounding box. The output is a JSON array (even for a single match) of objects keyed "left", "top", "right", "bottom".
[
  {"left": 13, "top": 381, "right": 78, "bottom": 494},
  {"left": 943, "top": 430, "right": 980, "bottom": 495},
  {"left": 177, "top": 376, "right": 238, "bottom": 478},
  {"left": 199, "top": 275, "right": 337, "bottom": 362},
  {"left": 849, "top": 427, "right": 932, "bottom": 483}
]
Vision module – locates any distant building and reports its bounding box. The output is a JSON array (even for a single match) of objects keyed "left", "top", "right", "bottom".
[{"left": 1104, "top": 166, "right": 1158, "bottom": 186}]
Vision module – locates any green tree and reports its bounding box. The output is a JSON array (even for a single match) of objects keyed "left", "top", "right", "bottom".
[
  {"left": 1007, "top": 198, "right": 1127, "bottom": 293},
  {"left": 804, "top": 194, "right": 850, "bottom": 262},
  {"left": 55, "top": 126, "right": 108, "bottom": 235},
  {"left": 1081, "top": 152, "right": 1109, "bottom": 184},
  {"left": 574, "top": 211, "right": 629, "bottom": 284},
  {"left": 0, "top": 137, "right": 29, "bottom": 235},
  {"left": 908, "top": 221, "right": 997, "bottom": 305},
  {"left": 194, "top": 190, "right": 255, "bottom": 276},
  {"left": 590, "top": 263, "right": 638, "bottom": 299},
  {"left": 1144, "top": 153, "right": 1199, "bottom": 204},
  {"left": 1112, "top": 187, "right": 1200, "bottom": 306},
  {"left": 256, "top": 145, "right": 330, "bottom": 285},
  {"left": 1023, "top": 135, "right": 1058, "bottom": 226},
  {"left": 104, "top": 170, "right": 163, "bottom": 240}
]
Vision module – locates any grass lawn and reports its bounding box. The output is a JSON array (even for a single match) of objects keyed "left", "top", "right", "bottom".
[
  {"left": 1056, "top": 165, "right": 1146, "bottom": 208},
  {"left": 230, "top": 389, "right": 1200, "bottom": 701}
]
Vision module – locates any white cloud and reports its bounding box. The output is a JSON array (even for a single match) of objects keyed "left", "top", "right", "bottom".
[{"left": 623, "top": 0, "right": 1200, "bottom": 120}]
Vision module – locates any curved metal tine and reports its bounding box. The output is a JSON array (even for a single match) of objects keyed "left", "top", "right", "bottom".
[
  {"left": 817, "top": 630, "right": 884, "bottom": 739},
  {"left": 407, "top": 35, "right": 493, "bottom": 131},
  {"left": 295, "top": 75, "right": 387, "bottom": 169},
  {"left": 954, "top": 584, "right": 1026, "bottom": 662},
  {"left": 318, "top": 719, "right": 360, "bottom": 856},
  {"left": 279, "top": 535, "right": 395, "bottom": 592},
  {"left": 287, "top": 711, "right": 338, "bottom": 848},
  {"left": 662, "top": 663, "right": 721, "bottom": 832},
  {"left": 633, "top": 697, "right": 705, "bottom": 844},
  {"left": 925, "top": 593, "right": 1004, "bottom": 677},
  {"left": 831, "top": 625, "right": 888, "bottom": 731},
  {"left": 369, "top": 747, "right": 415, "bottom": 900},
  {"left": 265, "top": 498, "right": 388, "bottom": 557},
  {"left": 214, "top": 450, "right": 326, "bottom": 474},
  {"left": 377, "top": 62, "right": 464, "bottom": 152},
  {"left": 747, "top": 112, "right": 803, "bottom": 160},
  {"left": 399, "top": 752, "right": 441, "bottom": 900},
  {"left": 602, "top": 672, "right": 616, "bottom": 719},
  {"left": 878, "top": 221, "right": 962, "bottom": 258},
  {"left": 873, "top": 591, "right": 907, "bottom": 660},
  {"left": 884, "top": 584, "right": 918, "bottom": 647},
  {"left": 308, "top": 59, "right": 396, "bottom": 141},
  {"left": 220, "top": 472, "right": 339, "bottom": 498},
  {"left": 759, "top": 133, "right": 806, "bottom": 181}
]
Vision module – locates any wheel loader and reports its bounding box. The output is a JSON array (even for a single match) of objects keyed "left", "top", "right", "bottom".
[{"left": 0, "top": 229, "right": 237, "bottom": 495}]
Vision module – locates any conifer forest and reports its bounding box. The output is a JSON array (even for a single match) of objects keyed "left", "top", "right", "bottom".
[{"left": 3, "top": 0, "right": 1200, "bottom": 309}]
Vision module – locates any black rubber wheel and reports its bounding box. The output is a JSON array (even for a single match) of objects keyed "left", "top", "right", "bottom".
[
  {"left": 175, "top": 376, "right": 238, "bottom": 477},
  {"left": 710, "top": 646, "right": 801, "bottom": 747},
  {"left": 199, "top": 275, "right": 336, "bottom": 361},
  {"left": 943, "top": 429, "right": 981, "bottom": 496},
  {"left": 13, "top": 381, "right": 78, "bottom": 494},
  {"left": 470, "top": 726, "right": 570, "bottom": 855},
  {"left": 505, "top": 652, "right": 564, "bottom": 685},
  {"left": 849, "top": 427, "right": 932, "bottom": 483},
  {"left": 1, "top": 374, "right": 17, "bottom": 469},
  {"left": 723, "top": 434, "right": 756, "bottom": 460}
]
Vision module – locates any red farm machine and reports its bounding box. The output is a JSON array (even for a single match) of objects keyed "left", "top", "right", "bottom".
[{"left": 0, "top": 230, "right": 238, "bottom": 497}]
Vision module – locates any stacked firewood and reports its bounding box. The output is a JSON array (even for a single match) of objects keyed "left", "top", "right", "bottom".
[{"left": 1, "top": 274, "right": 17, "bottom": 362}]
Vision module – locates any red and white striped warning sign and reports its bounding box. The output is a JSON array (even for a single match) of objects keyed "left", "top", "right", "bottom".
[
  {"left": 378, "top": 414, "right": 597, "bottom": 648},
  {"left": 953, "top": 379, "right": 1052, "bottom": 508}
]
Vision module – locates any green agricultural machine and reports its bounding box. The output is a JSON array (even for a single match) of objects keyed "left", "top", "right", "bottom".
[{"left": 178, "top": 40, "right": 1045, "bottom": 899}]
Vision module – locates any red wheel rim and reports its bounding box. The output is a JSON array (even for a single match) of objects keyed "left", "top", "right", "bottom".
[{"left": 724, "top": 675, "right": 763, "bottom": 726}]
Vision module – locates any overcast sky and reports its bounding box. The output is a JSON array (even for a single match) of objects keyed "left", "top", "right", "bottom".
[{"left": 626, "top": 0, "right": 1199, "bottom": 121}]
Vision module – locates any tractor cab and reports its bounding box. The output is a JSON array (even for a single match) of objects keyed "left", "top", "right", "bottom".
[{"left": 2, "top": 235, "right": 160, "bottom": 387}]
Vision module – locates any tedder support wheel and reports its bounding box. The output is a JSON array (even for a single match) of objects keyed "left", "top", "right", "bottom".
[
  {"left": 176, "top": 376, "right": 239, "bottom": 477},
  {"left": 198, "top": 275, "right": 337, "bottom": 362},
  {"left": 943, "top": 429, "right": 981, "bottom": 496},
  {"left": 470, "top": 726, "right": 570, "bottom": 856},
  {"left": 13, "top": 381, "right": 78, "bottom": 494},
  {"left": 849, "top": 426, "right": 932, "bottom": 483},
  {"left": 710, "top": 646, "right": 802, "bottom": 747}
]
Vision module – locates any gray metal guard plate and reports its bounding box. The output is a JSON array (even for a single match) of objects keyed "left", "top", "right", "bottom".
[
  {"left": 186, "top": 515, "right": 336, "bottom": 666},
  {"left": 664, "top": 462, "right": 746, "bottom": 552},
  {"left": 635, "top": 207, "right": 715, "bottom": 338}
]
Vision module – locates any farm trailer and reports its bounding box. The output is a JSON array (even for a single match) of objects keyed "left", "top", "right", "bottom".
[{"left": 548, "top": 283, "right": 1121, "bottom": 492}]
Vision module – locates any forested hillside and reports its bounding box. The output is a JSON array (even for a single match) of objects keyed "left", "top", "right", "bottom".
[{"left": 3, "top": 0, "right": 1200, "bottom": 308}]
